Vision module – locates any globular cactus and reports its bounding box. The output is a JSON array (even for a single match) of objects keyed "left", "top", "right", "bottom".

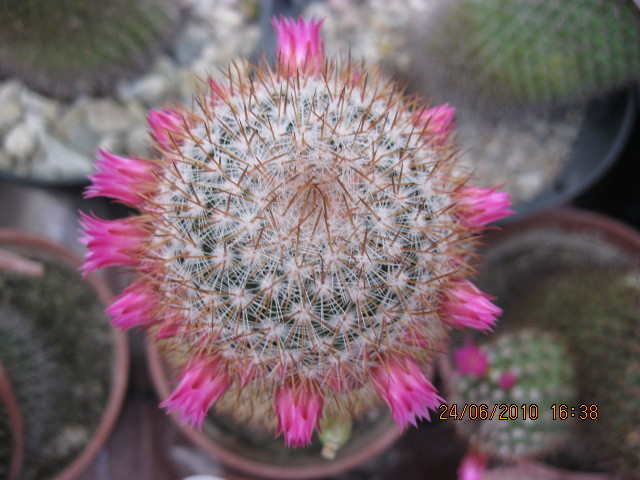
[
  {"left": 419, "top": 0, "right": 640, "bottom": 111},
  {"left": 0, "top": 306, "right": 58, "bottom": 480},
  {"left": 0, "top": 251, "right": 114, "bottom": 478},
  {"left": 80, "top": 16, "right": 512, "bottom": 449},
  {"left": 451, "top": 329, "right": 576, "bottom": 462},
  {"left": 511, "top": 267, "right": 640, "bottom": 479},
  {"left": 0, "top": 0, "right": 181, "bottom": 99}
]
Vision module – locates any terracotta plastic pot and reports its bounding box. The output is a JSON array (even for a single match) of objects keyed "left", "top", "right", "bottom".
[
  {"left": 147, "top": 340, "right": 402, "bottom": 480},
  {"left": 0, "top": 229, "right": 129, "bottom": 480}
]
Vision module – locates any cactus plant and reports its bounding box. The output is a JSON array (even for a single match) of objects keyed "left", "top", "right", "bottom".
[
  {"left": 80, "top": 16, "right": 512, "bottom": 450},
  {"left": 420, "top": 0, "right": 640, "bottom": 111},
  {"left": 510, "top": 267, "right": 640, "bottom": 479},
  {"left": 0, "top": 241, "right": 118, "bottom": 479},
  {"left": 0, "top": 360, "right": 22, "bottom": 480},
  {"left": 0, "top": 0, "right": 181, "bottom": 99},
  {"left": 451, "top": 329, "right": 576, "bottom": 463},
  {"left": 0, "top": 306, "right": 58, "bottom": 480}
]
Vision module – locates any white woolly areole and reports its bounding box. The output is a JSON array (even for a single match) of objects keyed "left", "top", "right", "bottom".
[{"left": 151, "top": 73, "right": 465, "bottom": 379}]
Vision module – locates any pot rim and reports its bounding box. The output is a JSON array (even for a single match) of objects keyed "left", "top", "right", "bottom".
[
  {"left": 0, "top": 228, "right": 130, "bottom": 480},
  {"left": 499, "top": 88, "right": 637, "bottom": 224},
  {"left": 485, "top": 206, "right": 640, "bottom": 256}
]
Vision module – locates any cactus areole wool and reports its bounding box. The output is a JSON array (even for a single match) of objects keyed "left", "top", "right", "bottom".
[{"left": 80, "top": 17, "right": 512, "bottom": 448}]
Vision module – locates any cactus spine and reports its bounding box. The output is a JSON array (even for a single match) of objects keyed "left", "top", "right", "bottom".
[
  {"left": 0, "top": 0, "right": 181, "bottom": 99},
  {"left": 80, "top": 16, "right": 512, "bottom": 448}
]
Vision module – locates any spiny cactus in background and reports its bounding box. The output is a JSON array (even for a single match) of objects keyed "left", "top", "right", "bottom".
[
  {"left": 511, "top": 267, "right": 640, "bottom": 479},
  {"left": 420, "top": 0, "right": 640, "bottom": 111},
  {"left": 0, "top": 306, "right": 58, "bottom": 480},
  {"left": 452, "top": 329, "right": 576, "bottom": 473},
  {"left": 0, "top": 364, "right": 20, "bottom": 480},
  {"left": 80, "top": 16, "right": 512, "bottom": 448},
  {"left": 0, "top": 0, "right": 181, "bottom": 99}
]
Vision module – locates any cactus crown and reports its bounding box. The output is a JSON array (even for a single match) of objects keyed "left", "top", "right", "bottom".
[{"left": 81, "top": 17, "right": 512, "bottom": 447}]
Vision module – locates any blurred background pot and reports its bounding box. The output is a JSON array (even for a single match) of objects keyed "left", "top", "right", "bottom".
[{"left": 0, "top": 229, "right": 129, "bottom": 479}]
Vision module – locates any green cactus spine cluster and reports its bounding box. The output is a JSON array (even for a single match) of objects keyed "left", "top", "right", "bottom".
[
  {"left": 422, "top": 0, "right": 640, "bottom": 111},
  {"left": 451, "top": 328, "right": 576, "bottom": 460},
  {"left": 511, "top": 267, "right": 640, "bottom": 479},
  {"left": 0, "top": 0, "right": 181, "bottom": 99}
]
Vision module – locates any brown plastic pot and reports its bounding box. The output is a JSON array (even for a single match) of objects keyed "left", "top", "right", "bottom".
[
  {"left": 0, "top": 229, "right": 129, "bottom": 480},
  {"left": 147, "top": 340, "right": 403, "bottom": 479}
]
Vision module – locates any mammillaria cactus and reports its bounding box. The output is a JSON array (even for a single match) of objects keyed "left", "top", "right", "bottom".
[
  {"left": 0, "top": 0, "right": 180, "bottom": 99},
  {"left": 451, "top": 330, "right": 576, "bottom": 478},
  {"left": 80, "top": 17, "right": 512, "bottom": 448},
  {"left": 419, "top": 0, "right": 640, "bottom": 111}
]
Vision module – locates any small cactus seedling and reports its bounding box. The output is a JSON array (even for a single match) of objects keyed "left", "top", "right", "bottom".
[
  {"left": 80, "top": 17, "right": 512, "bottom": 448},
  {"left": 0, "top": 0, "right": 181, "bottom": 99},
  {"left": 419, "top": 0, "right": 640, "bottom": 111},
  {"left": 451, "top": 329, "right": 576, "bottom": 462},
  {"left": 511, "top": 267, "right": 640, "bottom": 479}
]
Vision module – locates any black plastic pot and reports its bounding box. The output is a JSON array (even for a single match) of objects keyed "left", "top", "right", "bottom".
[{"left": 511, "top": 88, "right": 638, "bottom": 222}]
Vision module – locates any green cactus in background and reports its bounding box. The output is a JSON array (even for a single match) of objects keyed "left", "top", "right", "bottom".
[
  {"left": 450, "top": 329, "right": 576, "bottom": 460},
  {"left": 511, "top": 267, "right": 640, "bottom": 479},
  {"left": 0, "top": 0, "right": 181, "bottom": 99},
  {"left": 0, "top": 384, "right": 16, "bottom": 480},
  {"left": 421, "top": 0, "right": 640, "bottom": 111},
  {"left": 0, "top": 306, "right": 58, "bottom": 480},
  {"left": 0, "top": 253, "right": 113, "bottom": 479}
]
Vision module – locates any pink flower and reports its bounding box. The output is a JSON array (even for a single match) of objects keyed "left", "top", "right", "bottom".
[
  {"left": 208, "top": 79, "right": 228, "bottom": 105},
  {"left": 371, "top": 357, "right": 443, "bottom": 428},
  {"left": 454, "top": 338, "right": 489, "bottom": 377},
  {"left": 440, "top": 279, "right": 501, "bottom": 331},
  {"left": 84, "top": 150, "right": 155, "bottom": 206},
  {"left": 414, "top": 103, "right": 456, "bottom": 145},
  {"left": 106, "top": 280, "right": 158, "bottom": 330},
  {"left": 458, "top": 450, "right": 487, "bottom": 480},
  {"left": 275, "top": 383, "right": 323, "bottom": 447},
  {"left": 79, "top": 213, "right": 146, "bottom": 276},
  {"left": 161, "top": 356, "right": 230, "bottom": 431},
  {"left": 498, "top": 371, "right": 517, "bottom": 390},
  {"left": 272, "top": 16, "right": 324, "bottom": 77},
  {"left": 155, "top": 319, "right": 182, "bottom": 339},
  {"left": 147, "top": 108, "right": 183, "bottom": 149},
  {"left": 456, "top": 185, "right": 513, "bottom": 228}
]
